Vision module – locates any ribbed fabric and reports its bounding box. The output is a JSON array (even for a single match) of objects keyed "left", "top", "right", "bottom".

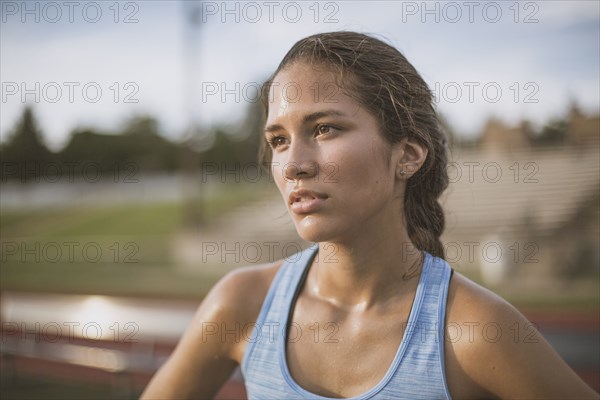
[{"left": 241, "top": 244, "right": 453, "bottom": 399}]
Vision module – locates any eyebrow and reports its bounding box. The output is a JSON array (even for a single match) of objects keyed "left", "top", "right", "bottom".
[{"left": 264, "top": 109, "right": 347, "bottom": 134}]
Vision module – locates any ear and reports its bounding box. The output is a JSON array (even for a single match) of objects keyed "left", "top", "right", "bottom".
[{"left": 395, "top": 137, "right": 428, "bottom": 179}]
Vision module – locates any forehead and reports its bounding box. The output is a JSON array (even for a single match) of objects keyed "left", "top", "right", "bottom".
[{"left": 266, "top": 62, "right": 361, "bottom": 122}]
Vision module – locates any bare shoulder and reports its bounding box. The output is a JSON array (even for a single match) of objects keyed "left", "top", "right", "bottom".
[
  {"left": 208, "top": 260, "right": 284, "bottom": 321},
  {"left": 140, "top": 259, "right": 284, "bottom": 399},
  {"left": 444, "top": 271, "right": 599, "bottom": 399},
  {"left": 445, "top": 271, "right": 520, "bottom": 328},
  {"left": 199, "top": 259, "right": 285, "bottom": 362}
]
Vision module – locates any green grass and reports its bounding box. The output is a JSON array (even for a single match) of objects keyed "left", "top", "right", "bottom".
[
  {"left": 0, "top": 182, "right": 271, "bottom": 238},
  {"left": 0, "top": 182, "right": 272, "bottom": 298},
  {"left": 1, "top": 374, "right": 137, "bottom": 400},
  {"left": 3, "top": 203, "right": 182, "bottom": 238},
  {"left": 0, "top": 261, "right": 221, "bottom": 299}
]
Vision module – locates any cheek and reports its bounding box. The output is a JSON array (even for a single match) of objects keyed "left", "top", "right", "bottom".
[
  {"left": 324, "top": 144, "right": 390, "bottom": 184},
  {"left": 271, "top": 161, "right": 289, "bottom": 192}
]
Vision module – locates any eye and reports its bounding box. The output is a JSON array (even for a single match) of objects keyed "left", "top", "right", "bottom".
[
  {"left": 316, "top": 124, "right": 336, "bottom": 136},
  {"left": 266, "top": 135, "right": 288, "bottom": 149}
]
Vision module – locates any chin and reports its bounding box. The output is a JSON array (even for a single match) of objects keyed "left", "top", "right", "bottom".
[{"left": 293, "top": 215, "right": 345, "bottom": 243}]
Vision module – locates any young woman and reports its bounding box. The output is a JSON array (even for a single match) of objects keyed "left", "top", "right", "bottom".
[{"left": 141, "top": 32, "right": 598, "bottom": 399}]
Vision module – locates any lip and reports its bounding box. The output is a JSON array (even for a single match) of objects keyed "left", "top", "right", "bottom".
[{"left": 289, "top": 188, "right": 329, "bottom": 214}]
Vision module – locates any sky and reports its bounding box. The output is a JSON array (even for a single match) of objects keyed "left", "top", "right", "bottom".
[{"left": 1, "top": 0, "right": 599, "bottom": 150}]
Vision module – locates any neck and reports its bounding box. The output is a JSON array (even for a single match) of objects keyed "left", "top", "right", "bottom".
[{"left": 309, "top": 212, "right": 425, "bottom": 311}]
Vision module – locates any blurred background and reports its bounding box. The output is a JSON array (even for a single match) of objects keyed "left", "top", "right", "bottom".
[{"left": 1, "top": 1, "right": 598, "bottom": 398}]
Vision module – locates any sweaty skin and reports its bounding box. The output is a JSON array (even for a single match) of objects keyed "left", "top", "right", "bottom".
[{"left": 141, "top": 63, "right": 599, "bottom": 400}]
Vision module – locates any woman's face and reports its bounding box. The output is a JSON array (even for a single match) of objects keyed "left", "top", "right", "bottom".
[{"left": 265, "top": 62, "right": 403, "bottom": 243}]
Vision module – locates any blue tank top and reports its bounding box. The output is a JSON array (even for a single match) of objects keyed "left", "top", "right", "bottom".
[{"left": 241, "top": 244, "right": 453, "bottom": 399}]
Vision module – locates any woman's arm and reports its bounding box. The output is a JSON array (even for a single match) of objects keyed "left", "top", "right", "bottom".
[
  {"left": 140, "top": 261, "right": 282, "bottom": 399},
  {"left": 445, "top": 272, "right": 599, "bottom": 399}
]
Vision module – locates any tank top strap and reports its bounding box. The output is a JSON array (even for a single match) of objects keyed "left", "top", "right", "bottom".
[
  {"left": 241, "top": 244, "right": 318, "bottom": 375},
  {"left": 388, "top": 253, "right": 453, "bottom": 399}
]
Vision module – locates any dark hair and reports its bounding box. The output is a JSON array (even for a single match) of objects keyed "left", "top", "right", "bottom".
[{"left": 259, "top": 31, "right": 448, "bottom": 259}]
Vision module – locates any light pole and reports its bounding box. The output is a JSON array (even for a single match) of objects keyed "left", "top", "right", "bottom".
[{"left": 181, "top": 0, "right": 205, "bottom": 229}]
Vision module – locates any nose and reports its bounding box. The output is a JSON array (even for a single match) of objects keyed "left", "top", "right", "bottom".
[
  {"left": 282, "top": 140, "right": 318, "bottom": 182},
  {"left": 283, "top": 161, "right": 318, "bottom": 182}
]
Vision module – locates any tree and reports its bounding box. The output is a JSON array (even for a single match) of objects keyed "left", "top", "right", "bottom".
[
  {"left": 0, "top": 106, "right": 53, "bottom": 182},
  {"left": 535, "top": 118, "right": 568, "bottom": 146},
  {"left": 59, "top": 115, "right": 181, "bottom": 174}
]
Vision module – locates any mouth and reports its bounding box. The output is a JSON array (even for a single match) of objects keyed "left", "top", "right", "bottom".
[{"left": 289, "top": 189, "right": 329, "bottom": 214}]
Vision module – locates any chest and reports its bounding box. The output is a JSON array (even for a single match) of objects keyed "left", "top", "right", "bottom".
[{"left": 284, "top": 299, "right": 412, "bottom": 398}]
